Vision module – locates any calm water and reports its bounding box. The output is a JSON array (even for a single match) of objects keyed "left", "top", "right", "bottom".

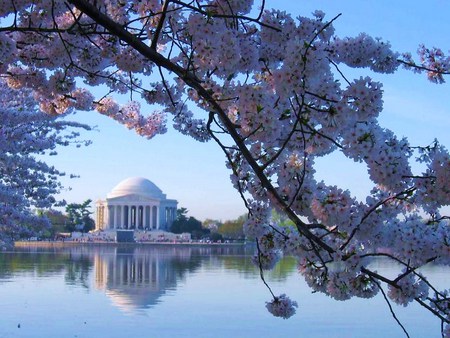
[{"left": 0, "top": 244, "right": 446, "bottom": 338}]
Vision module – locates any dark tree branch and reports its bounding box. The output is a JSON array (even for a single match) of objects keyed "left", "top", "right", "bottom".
[
  {"left": 371, "top": 277, "right": 411, "bottom": 338},
  {"left": 66, "top": 0, "right": 335, "bottom": 253},
  {"left": 151, "top": 0, "right": 170, "bottom": 50}
]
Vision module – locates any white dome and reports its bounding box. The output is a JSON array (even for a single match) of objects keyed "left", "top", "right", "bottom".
[{"left": 107, "top": 177, "right": 165, "bottom": 199}]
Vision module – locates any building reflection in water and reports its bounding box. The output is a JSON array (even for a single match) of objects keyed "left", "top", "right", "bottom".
[
  {"left": 94, "top": 246, "right": 203, "bottom": 313},
  {"left": 6, "top": 244, "right": 250, "bottom": 313}
]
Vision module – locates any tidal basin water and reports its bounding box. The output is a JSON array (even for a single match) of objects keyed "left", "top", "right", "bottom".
[{"left": 0, "top": 244, "right": 447, "bottom": 338}]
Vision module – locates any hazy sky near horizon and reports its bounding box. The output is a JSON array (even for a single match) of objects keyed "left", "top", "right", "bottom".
[{"left": 47, "top": 1, "right": 450, "bottom": 221}]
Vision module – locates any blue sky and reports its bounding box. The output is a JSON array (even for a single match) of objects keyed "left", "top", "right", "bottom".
[{"left": 47, "top": 1, "right": 450, "bottom": 221}]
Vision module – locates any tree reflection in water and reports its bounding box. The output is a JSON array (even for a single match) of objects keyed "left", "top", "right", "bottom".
[{"left": 1, "top": 244, "right": 270, "bottom": 313}]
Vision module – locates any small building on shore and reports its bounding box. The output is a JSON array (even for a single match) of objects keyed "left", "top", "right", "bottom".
[{"left": 95, "top": 177, "right": 178, "bottom": 232}]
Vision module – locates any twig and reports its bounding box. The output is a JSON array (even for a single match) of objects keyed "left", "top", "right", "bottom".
[{"left": 371, "top": 276, "right": 411, "bottom": 338}]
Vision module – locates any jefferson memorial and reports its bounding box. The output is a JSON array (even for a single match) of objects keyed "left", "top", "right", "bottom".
[{"left": 95, "top": 177, "right": 178, "bottom": 232}]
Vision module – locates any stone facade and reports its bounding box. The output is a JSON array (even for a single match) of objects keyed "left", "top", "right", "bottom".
[{"left": 96, "top": 177, "right": 177, "bottom": 231}]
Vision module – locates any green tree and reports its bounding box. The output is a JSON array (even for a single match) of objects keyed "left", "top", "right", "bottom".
[
  {"left": 176, "top": 207, "right": 189, "bottom": 222},
  {"left": 271, "top": 209, "right": 295, "bottom": 228},
  {"left": 37, "top": 209, "right": 69, "bottom": 238},
  {"left": 65, "top": 199, "right": 95, "bottom": 233},
  {"left": 218, "top": 214, "right": 246, "bottom": 240},
  {"left": 209, "top": 232, "right": 223, "bottom": 242},
  {"left": 170, "top": 208, "right": 210, "bottom": 239},
  {"left": 202, "top": 219, "right": 222, "bottom": 232}
]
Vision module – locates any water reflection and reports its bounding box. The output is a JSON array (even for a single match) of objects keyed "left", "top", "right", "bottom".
[
  {"left": 2, "top": 244, "right": 260, "bottom": 313},
  {"left": 0, "top": 248, "right": 93, "bottom": 284},
  {"left": 1, "top": 244, "right": 448, "bottom": 337},
  {"left": 94, "top": 246, "right": 203, "bottom": 312}
]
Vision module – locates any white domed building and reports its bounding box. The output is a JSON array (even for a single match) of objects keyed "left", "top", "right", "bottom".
[{"left": 95, "top": 177, "right": 178, "bottom": 232}]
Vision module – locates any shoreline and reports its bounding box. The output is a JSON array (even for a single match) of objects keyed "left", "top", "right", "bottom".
[{"left": 14, "top": 240, "right": 248, "bottom": 248}]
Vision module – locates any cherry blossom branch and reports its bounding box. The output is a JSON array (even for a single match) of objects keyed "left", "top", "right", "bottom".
[
  {"left": 340, "top": 187, "right": 417, "bottom": 251},
  {"left": 150, "top": 0, "right": 170, "bottom": 50},
  {"left": 255, "top": 239, "right": 276, "bottom": 299},
  {"left": 206, "top": 112, "right": 250, "bottom": 211},
  {"left": 65, "top": 1, "right": 336, "bottom": 254},
  {"left": 169, "top": 0, "right": 278, "bottom": 31},
  {"left": 415, "top": 296, "right": 450, "bottom": 324},
  {"left": 398, "top": 59, "right": 450, "bottom": 81}
]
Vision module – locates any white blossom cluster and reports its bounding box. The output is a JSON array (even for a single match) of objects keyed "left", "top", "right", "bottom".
[
  {"left": 402, "top": 45, "right": 450, "bottom": 84},
  {"left": 387, "top": 272, "right": 429, "bottom": 307},
  {"left": 0, "top": 81, "right": 90, "bottom": 248},
  {"left": 265, "top": 294, "right": 298, "bottom": 319}
]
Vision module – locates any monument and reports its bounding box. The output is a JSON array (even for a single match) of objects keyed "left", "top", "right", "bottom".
[{"left": 95, "top": 177, "right": 178, "bottom": 232}]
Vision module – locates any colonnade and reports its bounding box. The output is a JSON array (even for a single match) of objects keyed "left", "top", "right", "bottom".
[
  {"left": 104, "top": 204, "right": 157, "bottom": 230},
  {"left": 96, "top": 204, "right": 177, "bottom": 231},
  {"left": 102, "top": 254, "right": 164, "bottom": 286},
  {"left": 164, "top": 206, "right": 177, "bottom": 228}
]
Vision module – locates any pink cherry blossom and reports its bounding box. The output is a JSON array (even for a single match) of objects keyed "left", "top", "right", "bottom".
[
  {"left": 265, "top": 294, "right": 298, "bottom": 319},
  {"left": 0, "top": 80, "right": 90, "bottom": 248}
]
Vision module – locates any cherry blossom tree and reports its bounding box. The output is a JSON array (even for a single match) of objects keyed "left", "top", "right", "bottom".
[
  {"left": 0, "top": 80, "right": 91, "bottom": 248},
  {"left": 0, "top": 0, "right": 448, "bottom": 335}
]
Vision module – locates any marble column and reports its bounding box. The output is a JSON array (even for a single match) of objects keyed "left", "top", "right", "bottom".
[
  {"left": 114, "top": 206, "right": 119, "bottom": 229},
  {"left": 138, "top": 206, "right": 143, "bottom": 229},
  {"left": 132, "top": 205, "right": 137, "bottom": 229},
  {"left": 143, "top": 206, "right": 146, "bottom": 229},
  {"left": 111, "top": 206, "right": 115, "bottom": 228},
  {"left": 104, "top": 206, "right": 109, "bottom": 230},
  {"left": 149, "top": 206, "right": 153, "bottom": 229},
  {"left": 156, "top": 206, "right": 160, "bottom": 229},
  {"left": 127, "top": 205, "right": 132, "bottom": 229}
]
